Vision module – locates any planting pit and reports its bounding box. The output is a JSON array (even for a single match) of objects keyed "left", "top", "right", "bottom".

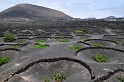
[
  {"left": 76, "top": 48, "right": 124, "bottom": 64},
  {"left": 0, "top": 50, "right": 19, "bottom": 62},
  {"left": 0, "top": 50, "right": 19, "bottom": 82},
  {"left": 7, "top": 60, "right": 92, "bottom": 82},
  {"left": 84, "top": 39, "right": 117, "bottom": 47}
]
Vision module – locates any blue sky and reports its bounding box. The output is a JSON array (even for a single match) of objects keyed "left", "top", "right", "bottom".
[{"left": 0, "top": 0, "right": 124, "bottom": 18}]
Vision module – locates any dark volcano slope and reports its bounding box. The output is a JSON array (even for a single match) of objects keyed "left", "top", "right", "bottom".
[{"left": 0, "top": 4, "right": 72, "bottom": 21}]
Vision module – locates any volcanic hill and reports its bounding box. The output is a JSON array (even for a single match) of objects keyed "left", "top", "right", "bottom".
[{"left": 0, "top": 4, "right": 72, "bottom": 22}]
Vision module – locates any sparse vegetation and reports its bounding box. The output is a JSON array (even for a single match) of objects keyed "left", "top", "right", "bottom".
[
  {"left": 109, "top": 23, "right": 114, "bottom": 27},
  {"left": 116, "top": 40, "right": 124, "bottom": 44},
  {"left": 122, "top": 42, "right": 124, "bottom": 46},
  {"left": 58, "top": 36, "right": 64, "bottom": 39},
  {"left": 52, "top": 71, "right": 66, "bottom": 82},
  {"left": 35, "top": 44, "right": 48, "bottom": 48},
  {"left": 92, "top": 54, "right": 109, "bottom": 62},
  {"left": 74, "top": 30, "right": 84, "bottom": 34},
  {"left": 44, "top": 78, "right": 50, "bottom": 82},
  {"left": 0, "top": 56, "right": 9, "bottom": 66},
  {"left": 17, "top": 39, "right": 25, "bottom": 43},
  {"left": 59, "top": 39, "right": 68, "bottom": 42},
  {"left": 44, "top": 71, "right": 66, "bottom": 82},
  {"left": 93, "top": 43, "right": 103, "bottom": 47},
  {"left": 116, "top": 76, "right": 124, "bottom": 82},
  {"left": 116, "top": 40, "right": 121, "bottom": 43},
  {"left": 3, "top": 32, "right": 15, "bottom": 42},
  {"left": 10, "top": 45, "right": 20, "bottom": 49},
  {"left": 82, "top": 37, "right": 88, "bottom": 40},
  {"left": 69, "top": 45, "right": 82, "bottom": 50},
  {"left": 1, "top": 12, "right": 124, "bottom": 82},
  {"left": 36, "top": 39, "right": 46, "bottom": 42},
  {"left": 115, "top": 40, "right": 124, "bottom": 46}
]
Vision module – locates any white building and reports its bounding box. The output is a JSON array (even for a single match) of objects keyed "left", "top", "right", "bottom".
[{"left": 105, "top": 18, "right": 124, "bottom": 21}]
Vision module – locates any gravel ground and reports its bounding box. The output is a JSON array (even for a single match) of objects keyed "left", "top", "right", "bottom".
[{"left": 0, "top": 21, "right": 124, "bottom": 82}]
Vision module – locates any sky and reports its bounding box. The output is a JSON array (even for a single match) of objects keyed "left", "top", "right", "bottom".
[{"left": 0, "top": 0, "right": 124, "bottom": 19}]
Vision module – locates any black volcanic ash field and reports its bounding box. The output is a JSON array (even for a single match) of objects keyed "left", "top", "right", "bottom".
[{"left": 0, "top": 21, "right": 124, "bottom": 82}]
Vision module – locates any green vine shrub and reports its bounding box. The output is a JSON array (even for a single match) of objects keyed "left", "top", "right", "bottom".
[
  {"left": 74, "top": 30, "right": 84, "bottom": 34},
  {"left": 3, "top": 32, "right": 15, "bottom": 42},
  {"left": 82, "top": 37, "right": 88, "bottom": 41},
  {"left": 69, "top": 45, "right": 82, "bottom": 50},
  {"left": 93, "top": 43, "right": 103, "bottom": 47},
  {"left": 52, "top": 71, "right": 66, "bottom": 82},
  {"left": 10, "top": 45, "right": 20, "bottom": 49},
  {"left": 92, "top": 54, "right": 109, "bottom": 62},
  {"left": 116, "top": 76, "right": 124, "bottom": 82},
  {"left": 35, "top": 44, "right": 49, "bottom": 49},
  {"left": 44, "top": 78, "right": 50, "bottom": 82},
  {"left": 0, "top": 56, "right": 9, "bottom": 66},
  {"left": 36, "top": 39, "right": 46, "bottom": 42},
  {"left": 44, "top": 71, "right": 66, "bottom": 82},
  {"left": 59, "top": 39, "right": 68, "bottom": 42},
  {"left": 109, "top": 23, "right": 114, "bottom": 27}
]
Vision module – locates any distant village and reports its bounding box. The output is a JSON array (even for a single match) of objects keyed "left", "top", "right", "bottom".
[
  {"left": 75, "top": 16, "right": 124, "bottom": 21},
  {"left": 104, "top": 18, "right": 124, "bottom": 21}
]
